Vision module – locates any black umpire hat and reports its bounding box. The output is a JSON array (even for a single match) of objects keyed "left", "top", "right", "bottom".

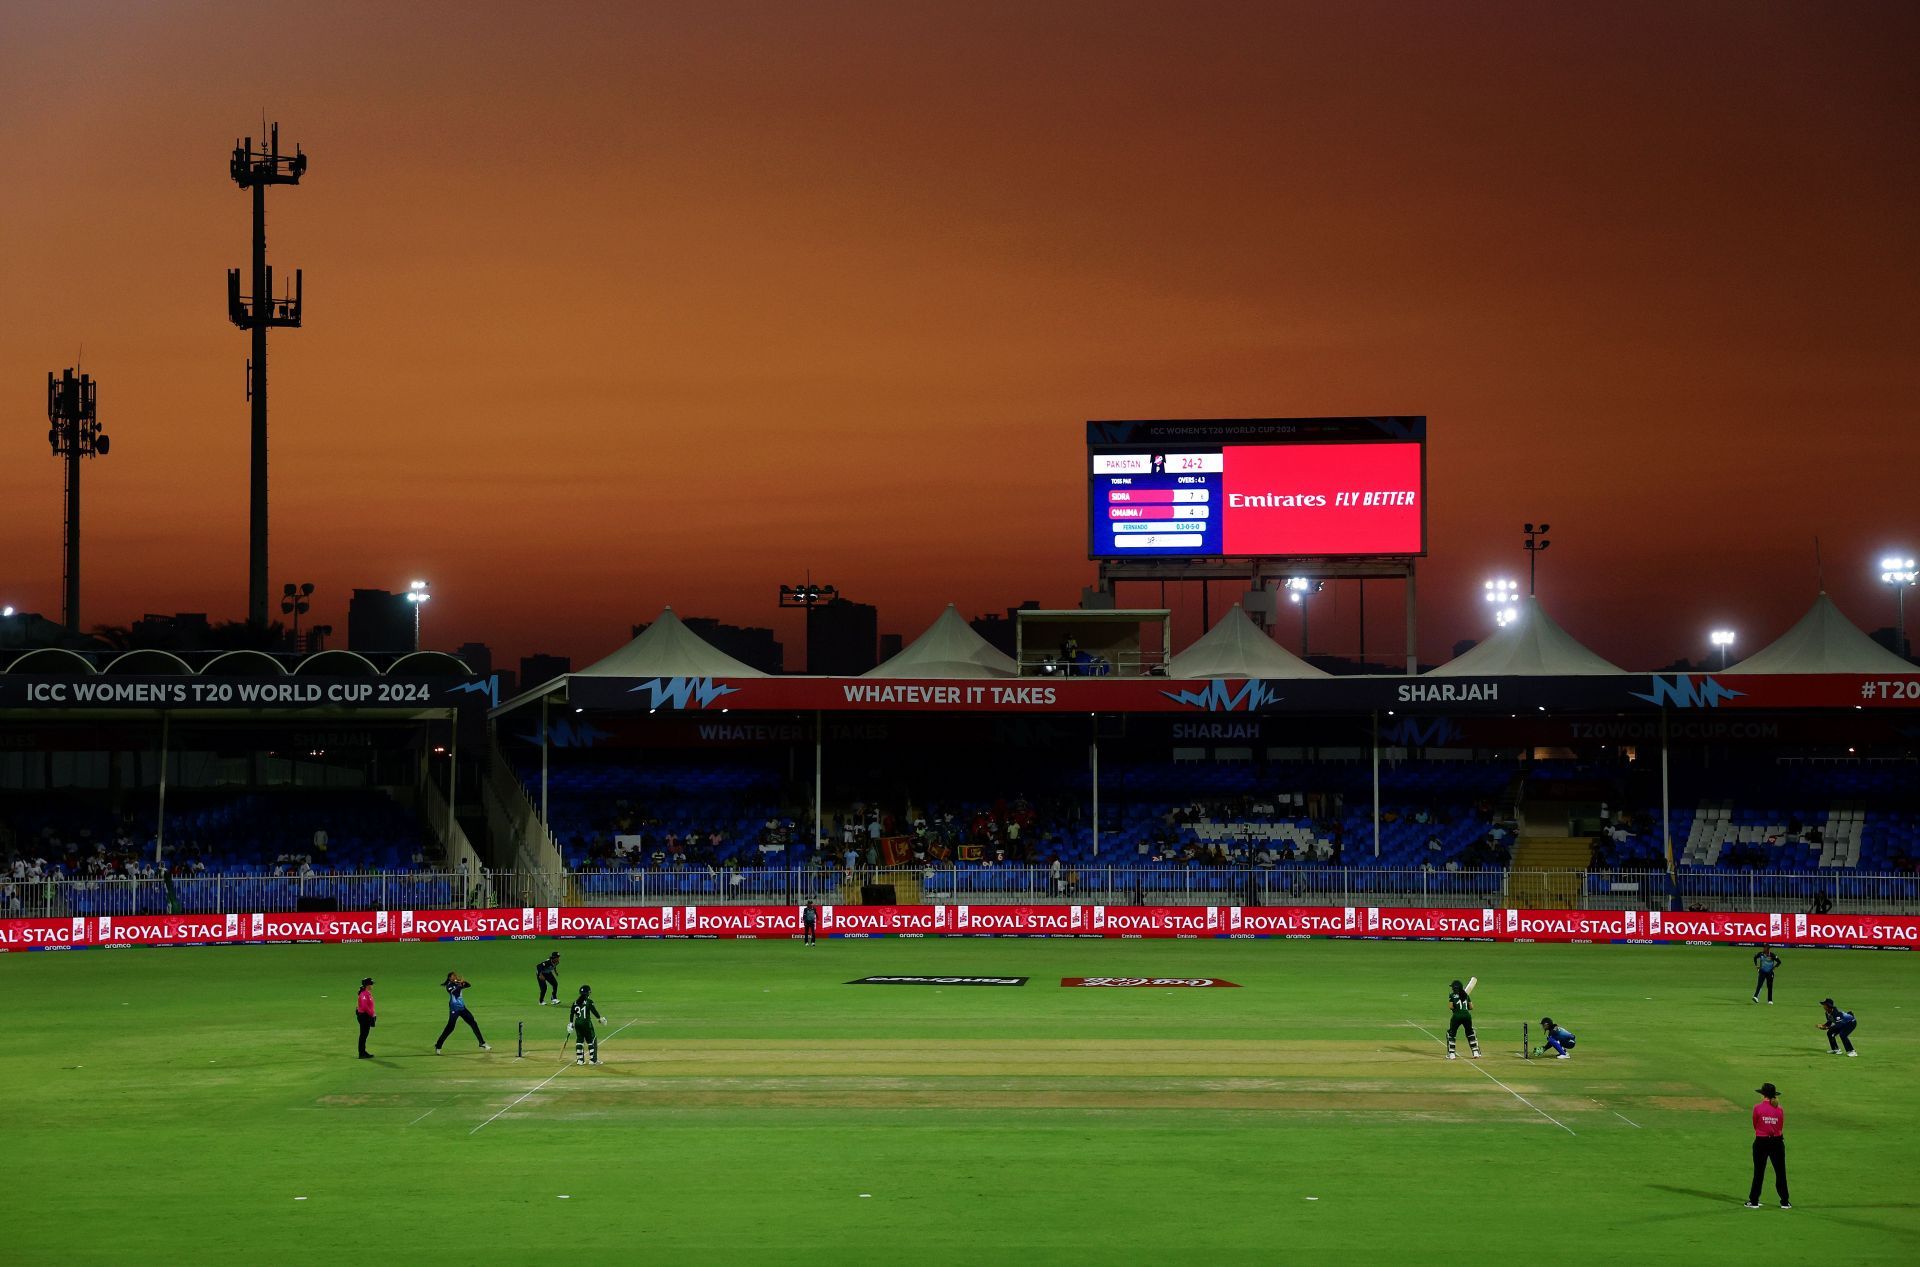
[
  {"left": 361, "top": 977, "right": 375, "bottom": 986},
  {"left": 1756, "top": 1082, "right": 1781, "bottom": 1097}
]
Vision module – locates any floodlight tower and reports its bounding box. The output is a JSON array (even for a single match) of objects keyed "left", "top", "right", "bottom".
[
  {"left": 228, "top": 122, "right": 308, "bottom": 630},
  {"left": 47, "top": 368, "right": 110, "bottom": 634},
  {"left": 406, "top": 580, "right": 431, "bottom": 651},
  {"left": 281, "top": 582, "right": 314, "bottom": 648},
  {"left": 1709, "top": 628, "right": 1736, "bottom": 669},
  {"left": 1283, "top": 576, "right": 1323, "bottom": 655},
  {"left": 779, "top": 575, "right": 839, "bottom": 671},
  {"left": 1880, "top": 556, "right": 1917, "bottom": 658},
  {"left": 1483, "top": 577, "right": 1519, "bottom": 627},
  {"left": 1523, "top": 523, "right": 1551, "bottom": 594}
]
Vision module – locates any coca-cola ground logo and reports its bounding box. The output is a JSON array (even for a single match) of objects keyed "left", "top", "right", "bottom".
[
  {"left": 1060, "top": 977, "right": 1241, "bottom": 988},
  {"left": 846, "top": 976, "right": 1028, "bottom": 986}
]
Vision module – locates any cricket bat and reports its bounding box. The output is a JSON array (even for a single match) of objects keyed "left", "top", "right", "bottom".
[{"left": 1466, "top": 976, "right": 1478, "bottom": 994}]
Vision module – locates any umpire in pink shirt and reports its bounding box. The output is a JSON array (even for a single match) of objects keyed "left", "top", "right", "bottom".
[
  {"left": 356, "top": 977, "right": 377, "bottom": 1059},
  {"left": 1746, "top": 1082, "right": 1789, "bottom": 1209}
]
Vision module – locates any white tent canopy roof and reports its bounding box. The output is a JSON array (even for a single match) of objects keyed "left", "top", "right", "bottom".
[
  {"left": 575, "top": 607, "right": 769, "bottom": 679},
  {"left": 1722, "top": 593, "right": 1914, "bottom": 675},
  {"left": 866, "top": 604, "right": 1017, "bottom": 678},
  {"left": 1168, "top": 604, "right": 1330, "bottom": 679},
  {"left": 1426, "top": 596, "right": 1624, "bottom": 676}
]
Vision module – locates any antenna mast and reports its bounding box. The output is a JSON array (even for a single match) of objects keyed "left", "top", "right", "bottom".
[
  {"left": 228, "top": 121, "right": 308, "bottom": 628},
  {"left": 47, "top": 368, "right": 110, "bottom": 634}
]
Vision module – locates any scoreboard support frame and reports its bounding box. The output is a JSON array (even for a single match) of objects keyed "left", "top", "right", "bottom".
[{"left": 1094, "top": 555, "right": 1419, "bottom": 674}]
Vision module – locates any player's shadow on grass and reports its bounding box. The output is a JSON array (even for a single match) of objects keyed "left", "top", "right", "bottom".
[{"left": 1646, "top": 1185, "right": 1746, "bottom": 1206}]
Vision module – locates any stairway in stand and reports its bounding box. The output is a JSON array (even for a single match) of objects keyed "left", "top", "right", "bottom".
[{"left": 1509, "top": 837, "right": 1591, "bottom": 909}]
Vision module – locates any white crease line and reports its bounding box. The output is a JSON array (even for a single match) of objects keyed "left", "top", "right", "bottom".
[
  {"left": 1613, "top": 1111, "right": 1642, "bottom": 1128},
  {"left": 470, "top": 1019, "right": 635, "bottom": 1136},
  {"left": 1404, "top": 1021, "right": 1576, "bottom": 1136},
  {"left": 407, "top": 1108, "right": 436, "bottom": 1126}
]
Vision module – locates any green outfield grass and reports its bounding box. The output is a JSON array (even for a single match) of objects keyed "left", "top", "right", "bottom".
[{"left": 1, "top": 936, "right": 1915, "bottom": 1265}]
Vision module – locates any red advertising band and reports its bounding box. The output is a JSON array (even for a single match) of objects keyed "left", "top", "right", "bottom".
[{"left": 4, "top": 906, "right": 1917, "bottom": 951}]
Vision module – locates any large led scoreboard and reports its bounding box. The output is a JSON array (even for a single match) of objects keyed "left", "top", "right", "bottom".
[{"left": 1087, "top": 417, "right": 1427, "bottom": 559}]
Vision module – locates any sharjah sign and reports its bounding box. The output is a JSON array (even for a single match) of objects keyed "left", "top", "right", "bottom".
[{"left": 558, "top": 672, "right": 1920, "bottom": 716}]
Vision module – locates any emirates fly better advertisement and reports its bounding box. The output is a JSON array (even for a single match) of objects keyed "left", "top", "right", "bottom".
[{"left": 1087, "top": 417, "right": 1427, "bottom": 558}]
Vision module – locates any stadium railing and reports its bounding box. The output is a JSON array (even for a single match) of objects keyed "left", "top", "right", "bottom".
[
  {"left": 554, "top": 865, "right": 1920, "bottom": 914},
  {"left": 2, "top": 871, "right": 482, "bottom": 919},
  {"left": 8, "top": 866, "right": 1913, "bottom": 918}
]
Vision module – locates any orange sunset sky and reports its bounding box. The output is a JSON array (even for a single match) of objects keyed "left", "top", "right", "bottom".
[{"left": 2, "top": 1, "right": 1916, "bottom": 672}]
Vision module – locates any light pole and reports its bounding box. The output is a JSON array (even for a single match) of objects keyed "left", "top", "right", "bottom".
[
  {"left": 1710, "top": 628, "right": 1736, "bottom": 670},
  {"left": 1483, "top": 577, "right": 1519, "bottom": 627},
  {"left": 1880, "top": 556, "right": 1916, "bottom": 658},
  {"left": 281, "top": 582, "right": 313, "bottom": 650},
  {"left": 47, "top": 368, "right": 110, "bottom": 635},
  {"left": 405, "top": 579, "right": 430, "bottom": 652},
  {"left": 1523, "top": 523, "right": 1551, "bottom": 595},
  {"left": 778, "top": 575, "right": 838, "bottom": 672},
  {"left": 1284, "top": 576, "right": 1323, "bottom": 655}
]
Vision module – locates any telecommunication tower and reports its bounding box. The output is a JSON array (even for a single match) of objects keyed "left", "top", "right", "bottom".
[
  {"left": 46, "top": 368, "right": 109, "bottom": 634},
  {"left": 227, "top": 122, "right": 308, "bottom": 628}
]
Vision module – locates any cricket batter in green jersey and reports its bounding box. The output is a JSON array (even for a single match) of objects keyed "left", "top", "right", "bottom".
[
  {"left": 1447, "top": 979, "right": 1481, "bottom": 1060},
  {"left": 569, "top": 984, "right": 604, "bottom": 1065}
]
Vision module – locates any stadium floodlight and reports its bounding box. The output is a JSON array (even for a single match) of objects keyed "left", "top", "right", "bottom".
[
  {"left": 1881, "top": 555, "right": 1917, "bottom": 658},
  {"left": 1, "top": 605, "right": 13, "bottom": 617},
  {"left": 1283, "top": 576, "right": 1323, "bottom": 655},
  {"left": 1710, "top": 628, "right": 1736, "bottom": 669},
  {"left": 1523, "top": 523, "right": 1551, "bottom": 594},
  {"left": 1483, "top": 577, "right": 1519, "bottom": 628},
  {"left": 405, "top": 579, "right": 431, "bottom": 651},
  {"left": 779, "top": 574, "right": 840, "bottom": 671},
  {"left": 280, "top": 582, "right": 314, "bottom": 650}
]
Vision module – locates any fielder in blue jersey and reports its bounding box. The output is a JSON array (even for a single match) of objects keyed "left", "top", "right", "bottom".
[
  {"left": 1752, "top": 947, "right": 1780, "bottom": 1003},
  {"left": 1534, "top": 1017, "right": 1577, "bottom": 1060},
  {"left": 1818, "top": 998, "right": 1858, "bottom": 1056}
]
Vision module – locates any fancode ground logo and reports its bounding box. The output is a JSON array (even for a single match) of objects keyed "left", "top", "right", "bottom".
[
  {"left": 1061, "top": 977, "right": 1240, "bottom": 988},
  {"left": 846, "top": 976, "right": 1028, "bottom": 986}
]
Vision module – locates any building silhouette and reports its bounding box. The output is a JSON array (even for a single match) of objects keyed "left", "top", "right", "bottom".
[
  {"left": 0, "top": 609, "right": 68, "bottom": 652},
  {"left": 347, "top": 588, "right": 412, "bottom": 655},
  {"left": 455, "top": 641, "right": 493, "bottom": 677},
  {"left": 807, "top": 597, "right": 878, "bottom": 676},
  {"left": 130, "top": 612, "right": 212, "bottom": 651},
  {"left": 520, "top": 653, "right": 570, "bottom": 690}
]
